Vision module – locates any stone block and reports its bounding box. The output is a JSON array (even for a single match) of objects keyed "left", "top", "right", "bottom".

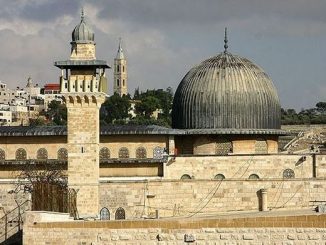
[
  {"left": 287, "top": 234, "right": 296, "bottom": 240},
  {"left": 243, "top": 234, "right": 254, "bottom": 240},
  {"left": 220, "top": 234, "right": 229, "bottom": 240},
  {"left": 308, "top": 234, "right": 319, "bottom": 240},
  {"left": 297, "top": 234, "right": 306, "bottom": 240},
  {"left": 184, "top": 234, "right": 196, "bottom": 242}
]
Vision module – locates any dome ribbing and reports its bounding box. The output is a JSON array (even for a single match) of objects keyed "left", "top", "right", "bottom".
[
  {"left": 71, "top": 12, "right": 94, "bottom": 43},
  {"left": 172, "top": 52, "right": 281, "bottom": 130}
]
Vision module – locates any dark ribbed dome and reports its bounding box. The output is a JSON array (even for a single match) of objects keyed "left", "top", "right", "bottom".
[
  {"left": 72, "top": 14, "right": 94, "bottom": 43},
  {"left": 172, "top": 52, "right": 281, "bottom": 130}
]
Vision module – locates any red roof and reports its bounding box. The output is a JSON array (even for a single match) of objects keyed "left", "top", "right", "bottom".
[{"left": 44, "top": 83, "right": 60, "bottom": 90}]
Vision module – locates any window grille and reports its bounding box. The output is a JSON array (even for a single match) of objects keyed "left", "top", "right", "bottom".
[
  {"left": 16, "top": 148, "right": 27, "bottom": 160},
  {"left": 0, "top": 149, "right": 5, "bottom": 160},
  {"left": 100, "top": 207, "right": 110, "bottom": 220},
  {"left": 57, "top": 148, "right": 68, "bottom": 161},
  {"left": 115, "top": 207, "right": 125, "bottom": 220},
  {"left": 119, "top": 147, "right": 129, "bottom": 158},
  {"left": 136, "top": 147, "right": 147, "bottom": 159},
  {"left": 181, "top": 174, "right": 192, "bottom": 180},
  {"left": 248, "top": 174, "right": 260, "bottom": 180},
  {"left": 153, "top": 147, "right": 164, "bottom": 159},
  {"left": 283, "top": 169, "right": 295, "bottom": 179},
  {"left": 100, "top": 147, "right": 110, "bottom": 161},
  {"left": 216, "top": 138, "right": 233, "bottom": 155},
  {"left": 214, "top": 174, "right": 225, "bottom": 180},
  {"left": 37, "top": 148, "right": 48, "bottom": 160}
]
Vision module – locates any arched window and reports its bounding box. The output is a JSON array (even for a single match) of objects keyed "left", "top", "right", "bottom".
[
  {"left": 153, "top": 146, "right": 164, "bottom": 159},
  {"left": 123, "top": 66, "right": 125, "bottom": 72},
  {"left": 248, "top": 174, "right": 260, "bottom": 180},
  {"left": 283, "top": 169, "right": 295, "bottom": 179},
  {"left": 100, "top": 207, "right": 110, "bottom": 220},
  {"left": 119, "top": 147, "right": 129, "bottom": 158},
  {"left": 37, "top": 148, "right": 48, "bottom": 160},
  {"left": 123, "top": 79, "right": 125, "bottom": 86},
  {"left": 0, "top": 149, "right": 5, "bottom": 160},
  {"left": 117, "top": 79, "right": 120, "bottom": 87},
  {"left": 117, "top": 65, "right": 120, "bottom": 72},
  {"left": 100, "top": 147, "right": 110, "bottom": 161},
  {"left": 255, "top": 138, "right": 268, "bottom": 154},
  {"left": 214, "top": 174, "right": 225, "bottom": 180},
  {"left": 16, "top": 148, "right": 27, "bottom": 160},
  {"left": 136, "top": 147, "right": 147, "bottom": 159},
  {"left": 115, "top": 207, "right": 125, "bottom": 220},
  {"left": 216, "top": 138, "right": 233, "bottom": 155},
  {"left": 181, "top": 174, "right": 192, "bottom": 180},
  {"left": 57, "top": 148, "right": 68, "bottom": 161}
]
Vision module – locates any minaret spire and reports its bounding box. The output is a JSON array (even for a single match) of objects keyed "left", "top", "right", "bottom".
[
  {"left": 116, "top": 37, "right": 125, "bottom": 59},
  {"left": 81, "top": 7, "right": 84, "bottom": 21},
  {"left": 224, "top": 27, "right": 228, "bottom": 53}
]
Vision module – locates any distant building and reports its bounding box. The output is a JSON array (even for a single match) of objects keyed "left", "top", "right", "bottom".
[
  {"left": 113, "top": 38, "right": 128, "bottom": 96},
  {"left": 42, "top": 83, "right": 62, "bottom": 110}
]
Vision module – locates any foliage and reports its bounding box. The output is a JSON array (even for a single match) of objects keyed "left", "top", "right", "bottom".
[
  {"left": 101, "top": 93, "right": 131, "bottom": 124},
  {"left": 10, "top": 160, "right": 67, "bottom": 194},
  {"left": 281, "top": 101, "right": 326, "bottom": 125},
  {"left": 46, "top": 100, "right": 67, "bottom": 125},
  {"left": 135, "top": 96, "right": 160, "bottom": 118},
  {"left": 29, "top": 117, "right": 47, "bottom": 126},
  {"left": 132, "top": 87, "right": 174, "bottom": 126}
]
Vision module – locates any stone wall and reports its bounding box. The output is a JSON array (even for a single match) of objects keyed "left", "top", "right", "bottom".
[
  {"left": 99, "top": 178, "right": 326, "bottom": 219},
  {"left": 164, "top": 154, "right": 324, "bottom": 180},
  {"left": 23, "top": 211, "right": 326, "bottom": 244},
  {"left": 0, "top": 182, "right": 30, "bottom": 213}
]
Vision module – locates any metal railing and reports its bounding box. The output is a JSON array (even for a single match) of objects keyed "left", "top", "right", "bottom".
[{"left": 0, "top": 200, "right": 31, "bottom": 242}]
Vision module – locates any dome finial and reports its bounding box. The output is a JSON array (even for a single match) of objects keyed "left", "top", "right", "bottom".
[
  {"left": 81, "top": 7, "right": 84, "bottom": 21},
  {"left": 224, "top": 27, "right": 228, "bottom": 53}
]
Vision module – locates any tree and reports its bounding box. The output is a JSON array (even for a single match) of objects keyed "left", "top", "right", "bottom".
[
  {"left": 10, "top": 160, "right": 67, "bottom": 194},
  {"left": 29, "top": 117, "right": 47, "bottom": 126},
  {"left": 135, "top": 96, "right": 160, "bottom": 118},
  {"left": 46, "top": 100, "right": 67, "bottom": 125},
  {"left": 101, "top": 93, "right": 131, "bottom": 124},
  {"left": 133, "top": 87, "right": 140, "bottom": 100},
  {"left": 316, "top": 102, "right": 326, "bottom": 114}
]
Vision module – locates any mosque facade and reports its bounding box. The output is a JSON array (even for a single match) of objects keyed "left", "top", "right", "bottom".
[{"left": 0, "top": 13, "right": 325, "bottom": 227}]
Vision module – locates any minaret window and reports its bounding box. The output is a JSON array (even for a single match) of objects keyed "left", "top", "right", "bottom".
[
  {"left": 117, "top": 79, "right": 120, "bottom": 87},
  {"left": 123, "top": 80, "right": 125, "bottom": 86},
  {"left": 123, "top": 66, "right": 125, "bottom": 72},
  {"left": 117, "top": 65, "right": 120, "bottom": 72}
]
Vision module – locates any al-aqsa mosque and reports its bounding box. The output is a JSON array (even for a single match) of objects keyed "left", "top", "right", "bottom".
[{"left": 0, "top": 12, "right": 326, "bottom": 244}]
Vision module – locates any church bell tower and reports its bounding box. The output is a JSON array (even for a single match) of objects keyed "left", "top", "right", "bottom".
[
  {"left": 113, "top": 38, "right": 128, "bottom": 96},
  {"left": 54, "top": 10, "right": 110, "bottom": 218}
]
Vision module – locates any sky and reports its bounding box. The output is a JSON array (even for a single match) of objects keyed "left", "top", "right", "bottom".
[{"left": 0, "top": 0, "right": 325, "bottom": 110}]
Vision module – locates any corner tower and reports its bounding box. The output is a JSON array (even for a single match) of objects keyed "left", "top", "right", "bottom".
[
  {"left": 54, "top": 11, "right": 110, "bottom": 218},
  {"left": 113, "top": 38, "right": 128, "bottom": 96}
]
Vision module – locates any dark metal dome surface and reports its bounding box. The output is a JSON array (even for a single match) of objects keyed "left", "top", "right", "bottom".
[
  {"left": 71, "top": 14, "right": 94, "bottom": 43},
  {"left": 172, "top": 52, "right": 281, "bottom": 131}
]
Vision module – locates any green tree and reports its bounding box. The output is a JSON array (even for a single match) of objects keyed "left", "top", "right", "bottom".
[
  {"left": 29, "top": 117, "right": 47, "bottom": 126},
  {"left": 316, "top": 102, "right": 326, "bottom": 114},
  {"left": 101, "top": 94, "right": 131, "bottom": 124},
  {"left": 135, "top": 96, "right": 160, "bottom": 118},
  {"left": 46, "top": 100, "right": 67, "bottom": 125}
]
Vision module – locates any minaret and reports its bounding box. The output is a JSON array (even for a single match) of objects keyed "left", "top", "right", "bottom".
[
  {"left": 54, "top": 10, "right": 110, "bottom": 218},
  {"left": 114, "top": 38, "right": 128, "bottom": 96}
]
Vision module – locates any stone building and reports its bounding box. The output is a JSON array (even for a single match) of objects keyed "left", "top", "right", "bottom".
[
  {"left": 113, "top": 38, "right": 128, "bottom": 96},
  {"left": 0, "top": 14, "right": 325, "bottom": 243}
]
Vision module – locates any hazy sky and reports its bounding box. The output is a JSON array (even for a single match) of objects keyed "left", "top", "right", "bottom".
[{"left": 0, "top": 0, "right": 325, "bottom": 110}]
